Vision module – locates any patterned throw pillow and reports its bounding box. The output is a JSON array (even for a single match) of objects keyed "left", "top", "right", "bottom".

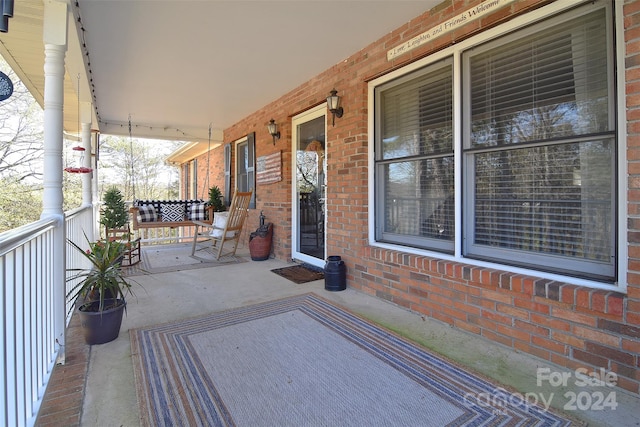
[
  {"left": 138, "top": 205, "right": 157, "bottom": 222},
  {"left": 160, "top": 204, "right": 185, "bottom": 222},
  {"left": 189, "top": 203, "right": 207, "bottom": 221}
]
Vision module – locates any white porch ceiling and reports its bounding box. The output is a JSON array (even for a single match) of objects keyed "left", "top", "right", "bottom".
[{"left": 0, "top": 0, "right": 437, "bottom": 144}]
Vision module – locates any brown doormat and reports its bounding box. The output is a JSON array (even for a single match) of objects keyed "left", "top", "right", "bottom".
[{"left": 271, "top": 264, "right": 325, "bottom": 284}]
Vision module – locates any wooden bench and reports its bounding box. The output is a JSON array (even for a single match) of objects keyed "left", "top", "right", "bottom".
[{"left": 130, "top": 199, "right": 214, "bottom": 230}]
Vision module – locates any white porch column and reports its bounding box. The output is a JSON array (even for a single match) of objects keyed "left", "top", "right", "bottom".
[
  {"left": 80, "top": 101, "right": 93, "bottom": 208},
  {"left": 92, "top": 131, "right": 100, "bottom": 239},
  {"left": 42, "top": 0, "right": 68, "bottom": 360},
  {"left": 81, "top": 121, "right": 94, "bottom": 243}
]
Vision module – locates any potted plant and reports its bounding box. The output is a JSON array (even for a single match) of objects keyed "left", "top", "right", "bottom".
[
  {"left": 208, "top": 185, "right": 226, "bottom": 213},
  {"left": 67, "top": 235, "right": 135, "bottom": 345},
  {"left": 100, "top": 186, "right": 129, "bottom": 233}
]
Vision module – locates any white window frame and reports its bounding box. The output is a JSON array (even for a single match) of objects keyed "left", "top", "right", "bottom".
[{"left": 367, "top": 0, "right": 627, "bottom": 292}]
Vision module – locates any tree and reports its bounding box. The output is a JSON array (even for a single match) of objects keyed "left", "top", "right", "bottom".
[
  {"left": 0, "top": 58, "right": 44, "bottom": 182},
  {"left": 100, "top": 187, "right": 129, "bottom": 231},
  {"left": 0, "top": 177, "right": 42, "bottom": 232},
  {"left": 98, "top": 135, "right": 180, "bottom": 201},
  {"left": 0, "top": 58, "right": 47, "bottom": 232}
]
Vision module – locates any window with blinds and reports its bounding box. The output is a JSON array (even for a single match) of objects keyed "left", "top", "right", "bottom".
[
  {"left": 372, "top": 2, "right": 616, "bottom": 282},
  {"left": 462, "top": 7, "right": 614, "bottom": 280},
  {"left": 235, "top": 133, "right": 256, "bottom": 209},
  {"left": 375, "top": 60, "right": 454, "bottom": 252}
]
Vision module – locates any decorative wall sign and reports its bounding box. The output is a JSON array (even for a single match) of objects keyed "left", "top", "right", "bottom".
[
  {"left": 257, "top": 151, "right": 282, "bottom": 185},
  {"left": 387, "top": 0, "right": 517, "bottom": 61},
  {"left": 0, "top": 71, "right": 13, "bottom": 101}
]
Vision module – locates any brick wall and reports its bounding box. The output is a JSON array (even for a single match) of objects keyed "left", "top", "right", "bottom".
[
  {"left": 182, "top": 0, "right": 640, "bottom": 393},
  {"left": 622, "top": 0, "right": 640, "bottom": 393}
]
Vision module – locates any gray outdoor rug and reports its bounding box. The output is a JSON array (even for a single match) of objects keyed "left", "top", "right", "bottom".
[
  {"left": 130, "top": 293, "right": 573, "bottom": 427},
  {"left": 123, "top": 243, "right": 246, "bottom": 276}
]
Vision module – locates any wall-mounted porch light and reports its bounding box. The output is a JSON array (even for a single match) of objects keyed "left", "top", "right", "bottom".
[
  {"left": 267, "top": 119, "right": 280, "bottom": 145},
  {"left": 0, "top": 0, "right": 15, "bottom": 33},
  {"left": 326, "top": 88, "right": 343, "bottom": 126}
]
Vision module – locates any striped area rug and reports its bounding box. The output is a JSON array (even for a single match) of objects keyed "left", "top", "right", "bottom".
[
  {"left": 130, "top": 293, "right": 573, "bottom": 426},
  {"left": 123, "top": 244, "right": 246, "bottom": 276}
]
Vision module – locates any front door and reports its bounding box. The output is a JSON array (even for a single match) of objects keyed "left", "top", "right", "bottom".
[{"left": 292, "top": 105, "right": 326, "bottom": 267}]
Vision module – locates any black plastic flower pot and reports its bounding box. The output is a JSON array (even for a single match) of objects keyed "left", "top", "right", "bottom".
[{"left": 78, "top": 298, "right": 126, "bottom": 345}]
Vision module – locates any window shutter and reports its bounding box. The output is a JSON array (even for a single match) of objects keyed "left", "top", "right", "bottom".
[
  {"left": 247, "top": 132, "right": 256, "bottom": 209},
  {"left": 224, "top": 143, "right": 231, "bottom": 206},
  {"left": 191, "top": 159, "right": 198, "bottom": 199},
  {"left": 183, "top": 163, "right": 190, "bottom": 199}
]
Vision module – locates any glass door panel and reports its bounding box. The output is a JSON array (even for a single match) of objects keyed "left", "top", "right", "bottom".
[{"left": 292, "top": 106, "right": 326, "bottom": 266}]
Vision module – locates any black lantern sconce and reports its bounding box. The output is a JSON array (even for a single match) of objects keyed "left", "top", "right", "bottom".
[
  {"left": 0, "top": 0, "right": 14, "bottom": 33},
  {"left": 267, "top": 119, "right": 280, "bottom": 145},
  {"left": 326, "top": 88, "right": 344, "bottom": 126}
]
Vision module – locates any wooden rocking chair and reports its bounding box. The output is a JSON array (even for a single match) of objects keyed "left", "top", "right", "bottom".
[
  {"left": 105, "top": 225, "right": 141, "bottom": 266},
  {"left": 191, "top": 190, "right": 253, "bottom": 260}
]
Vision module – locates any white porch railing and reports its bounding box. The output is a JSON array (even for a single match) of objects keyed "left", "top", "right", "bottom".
[
  {"left": 0, "top": 205, "right": 93, "bottom": 427},
  {"left": 64, "top": 206, "right": 95, "bottom": 317}
]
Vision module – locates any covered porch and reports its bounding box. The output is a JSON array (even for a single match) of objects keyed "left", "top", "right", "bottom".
[{"left": 2, "top": 0, "right": 640, "bottom": 425}]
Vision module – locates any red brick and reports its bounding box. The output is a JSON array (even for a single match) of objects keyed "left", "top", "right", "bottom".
[
  {"left": 481, "top": 309, "right": 512, "bottom": 326},
  {"left": 628, "top": 299, "right": 640, "bottom": 314},
  {"left": 513, "top": 297, "right": 550, "bottom": 315},
  {"left": 551, "top": 331, "right": 584, "bottom": 349},
  {"left": 496, "top": 302, "right": 529, "bottom": 320},
  {"left": 531, "top": 335, "right": 568, "bottom": 355},
  {"left": 607, "top": 293, "right": 624, "bottom": 316},
  {"left": 480, "top": 288, "right": 512, "bottom": 304},
  {"left": 591, "top": 291, "right": 607, "bottom": 313},
  {"left": 530, "top": 313, "right": 571, "bottom": 331},
  {"left": 551, "top": 307, "right": 597, "bottom": 327},
  {"left": 574, "top": 325, "right": 620, "bottom": 347},
  {"left": 496, "top": 323, "right": 531, "bottom": 343},
  {"left": 614, "top": 376, "right": 640, "bottom": 394},
  {"left": 468, "top": 295, "right": 495, "bottom": 310},
  {"left": 575, "top": 287, "right": 591, "bottom": 309},
  {"left": 598, "top": 319, "right": 640, "bottom": 338},
  {"left": 573, "top": 349, "right": 608, "bottom": 367},
  {"left": 585, "top": 342, "right": 635, "bottom": 366},
  {"left": 560, "top": 285, "right": 577, "bottom": 305},
  {"left": 514, "top": 319, "right": 549, "bottom": 337},
  {"left": 468, "top": 314, "right": 497, "bottom": 331},
  {"left": 622, "top": 338, "right": 640, "bottom": 353},
  {"left": 628, "top": 312, "right": 640, "bottom": 325},
  {"left": 611, "top": 362, "right": 640, "bottom": 381}
]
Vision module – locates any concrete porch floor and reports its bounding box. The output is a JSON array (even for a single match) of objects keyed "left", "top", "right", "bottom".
[{"left": 36, "top": 245, "right": 639, "bottom": 427}]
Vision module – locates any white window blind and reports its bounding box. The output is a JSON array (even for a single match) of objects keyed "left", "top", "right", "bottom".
[
  {"left": 464, "top": 8, "right": 614, "bottom": 280},
  {"left": 468, "top": 8, "right": 609, "bottom": 147},
  {"left": 376, "top": 61, "right": 454, "bottom": 251}
]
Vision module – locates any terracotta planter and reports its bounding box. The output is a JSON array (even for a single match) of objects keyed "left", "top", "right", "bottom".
[
  {"left": 78, "top": 298, "right": 126, "bottom": 345},
  {"left": 249, "top": 223, "right": 273, "bottom": 261}
]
